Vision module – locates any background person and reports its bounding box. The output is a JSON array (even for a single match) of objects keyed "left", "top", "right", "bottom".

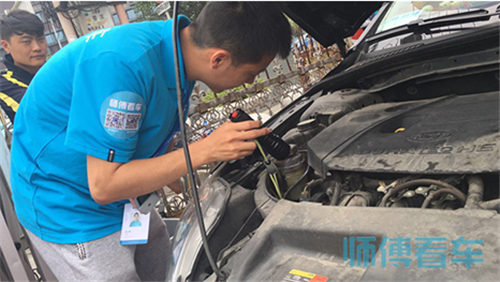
[
  {"left": 11, "top": 2, "right": 291, "bottom": 281},
  {"left": 0, "top": 10, "right": 47, "bottom": 124}
]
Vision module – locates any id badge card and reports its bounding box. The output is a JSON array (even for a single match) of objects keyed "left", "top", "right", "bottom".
[{"left": 120, "top": 203, "right": 150, "bottom": 245}]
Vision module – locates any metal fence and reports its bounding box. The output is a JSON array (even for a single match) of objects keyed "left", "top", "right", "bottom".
[{"left": 186, "top": 36, "right": 346, "bottom": 142}]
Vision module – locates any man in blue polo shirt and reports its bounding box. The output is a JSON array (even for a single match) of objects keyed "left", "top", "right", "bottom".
[{"left": 10, "top": 2, "right": 291, "bottom": 281}]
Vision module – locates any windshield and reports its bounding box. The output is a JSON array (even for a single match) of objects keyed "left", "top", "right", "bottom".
[{"left": 376, "top": 1, "right": 497, "bottom": 33}]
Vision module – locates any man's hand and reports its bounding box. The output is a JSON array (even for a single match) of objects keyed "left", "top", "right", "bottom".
[{"left": 193, "top": 120, "right": 270, "bottom": 163}]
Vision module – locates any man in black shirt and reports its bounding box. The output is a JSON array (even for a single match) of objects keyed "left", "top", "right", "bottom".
[{"left": 0, "top": 10, "right": 47, "bottom": 124}]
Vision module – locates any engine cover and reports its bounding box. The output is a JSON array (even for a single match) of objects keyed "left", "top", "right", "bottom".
[
  {"left": 226, "top": 201, "right": 500, "bottom": 282},
  {"left": 308, "top": 92, "right": 499, "bottom": 175}
]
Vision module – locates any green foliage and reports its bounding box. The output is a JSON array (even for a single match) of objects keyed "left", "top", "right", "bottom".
[
  {"left": 177, "top": 1, "right": 206, "bottom": 20},
  {"left": 134, "top": 2, "right": 164, "bottom": 21},
  {"left": 201, "top": 78, "right": 267, "bottom": 103},
  {"left": 286, "top": 15, "right": 303, "bottom": 37},
  {"left": 134, "top": 1, "right": 206, "bottom": 21}
]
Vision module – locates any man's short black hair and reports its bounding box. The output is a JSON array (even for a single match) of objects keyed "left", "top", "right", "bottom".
[
  {"left": 191, "top": 2, "right": 292, "bottom": 65},
  {"left": 1, "top": 10, "right": 45, "bottom": 41}
]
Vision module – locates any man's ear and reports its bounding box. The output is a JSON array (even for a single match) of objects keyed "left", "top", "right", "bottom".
[
  {"left": 209, "top": 49, "right": 231, "bottom": 69},
  {"left": 0, "top": 40, "right": 11, "bottom": 53}
]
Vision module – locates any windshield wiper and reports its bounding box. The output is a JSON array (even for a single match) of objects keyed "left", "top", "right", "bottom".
[
  {"left": 366, "top": 9, "right": 500, "bottom": 44},
  {"left": 421, "top": 8, "right": 489, "bottom": 21}
]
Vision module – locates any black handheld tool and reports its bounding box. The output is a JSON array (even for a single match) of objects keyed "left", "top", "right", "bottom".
[{"left": 230, "top": 108, "right": 290, "bottom": 160}]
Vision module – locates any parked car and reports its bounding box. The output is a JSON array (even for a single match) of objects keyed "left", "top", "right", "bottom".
[{"left": 168, "top": 1, "right": 499, "bottom": 281}]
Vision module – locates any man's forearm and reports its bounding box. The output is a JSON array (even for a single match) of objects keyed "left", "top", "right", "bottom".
[
  {"left": 87, "top": 140, "right": 209, "bottom": 205},
  {"left": 87, "top": 120, "right": 269, "bottom": 205}
]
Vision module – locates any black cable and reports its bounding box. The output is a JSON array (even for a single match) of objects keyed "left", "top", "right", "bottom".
[{"left": 171, "top": 2, "right": 223, "bottom": 279}]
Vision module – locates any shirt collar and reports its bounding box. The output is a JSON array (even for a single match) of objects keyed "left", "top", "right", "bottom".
[
  {"left": 2, "top": 53, "right": 35, "bottom": 84},
  {"left": 162, "top": 15, "right": 194, "bottom": 91}
]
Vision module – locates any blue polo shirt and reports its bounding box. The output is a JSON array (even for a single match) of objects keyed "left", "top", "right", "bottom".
[{"left": 10, "top": 16, "right": 194, "bottom": 244}]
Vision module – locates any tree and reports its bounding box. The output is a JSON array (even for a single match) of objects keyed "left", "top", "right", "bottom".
[
  {"left": 134, "top": 1, "right": 206, "bottom": 21},
  {"left": 176, "top": 1, "right": 206, "bottom": 20},
  {"left": 134, "top": 2, "right": 164, "bottom": 21},
  {"left": 286, "top": 16, "right": 303, "bottom": 38}
]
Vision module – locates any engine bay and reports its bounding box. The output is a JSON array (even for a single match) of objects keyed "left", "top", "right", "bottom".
[
  {"left": 221, "top": 80, "right": 499, "bottom": 219},
  {"left": 214, "top": 86, "right": 500, "bottom": 282},
  {"left": 254, "top": 89, "right": 499, "bottom": 215},
  {"left": 215, "top": 39, "right": 500, "bottom": 222}
]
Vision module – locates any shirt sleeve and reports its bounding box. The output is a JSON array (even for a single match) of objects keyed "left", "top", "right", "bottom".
[{"left": 65, "top": 53, "right": 149, "bottom": 163}]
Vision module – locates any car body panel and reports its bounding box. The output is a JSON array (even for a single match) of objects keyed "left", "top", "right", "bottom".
[{"left": 282, "top": 2, "right": 383, "bottom": 48}]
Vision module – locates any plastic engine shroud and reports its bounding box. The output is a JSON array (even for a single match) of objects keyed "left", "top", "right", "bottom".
[{"left": 307, "top": 92, "right": 499, "bottom": 176}]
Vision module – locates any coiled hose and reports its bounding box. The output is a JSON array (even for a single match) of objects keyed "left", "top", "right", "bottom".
[
  {"left": 421, "top": 188, "right": 466, "bottom": 208},
  {"left": 378, "top": 179, "right": 466, "bottom": 207}
]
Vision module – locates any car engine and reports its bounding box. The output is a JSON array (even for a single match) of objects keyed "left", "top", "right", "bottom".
[{"left": 254, "top": 88, "right": 499, "bottom": 216}]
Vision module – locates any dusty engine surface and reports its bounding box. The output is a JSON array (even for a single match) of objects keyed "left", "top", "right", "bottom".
[
  {"left": 255, "top": 89, "right": 499, "bottom": 214},
  {"left": 308, "top": 91, "right": 499, "bottom": 176}
]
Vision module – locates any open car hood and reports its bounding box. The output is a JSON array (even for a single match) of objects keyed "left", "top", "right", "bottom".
[{"left": 281, "top": 1, "right": 383, "bottom": 47}]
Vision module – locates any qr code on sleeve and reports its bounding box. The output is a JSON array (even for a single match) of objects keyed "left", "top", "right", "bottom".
[
  {"left": 125, "top": 113, "right": 141, "bottom": 130},
  {"left": 105, "top": 109, "right": 125, "bottom": 129}
]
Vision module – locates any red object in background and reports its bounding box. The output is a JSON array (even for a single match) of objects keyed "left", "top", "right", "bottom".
[{"left": 351, "top": 28, "right": 364, "bottom": 40}]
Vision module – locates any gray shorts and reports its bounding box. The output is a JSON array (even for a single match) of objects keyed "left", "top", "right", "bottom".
[{"left": 26, "top": 210, "right": 171, "bottom": 281}]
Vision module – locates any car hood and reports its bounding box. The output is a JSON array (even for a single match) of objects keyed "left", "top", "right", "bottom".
[{"left": 281, "top": 1, "right": 383, "bottom": 47}]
